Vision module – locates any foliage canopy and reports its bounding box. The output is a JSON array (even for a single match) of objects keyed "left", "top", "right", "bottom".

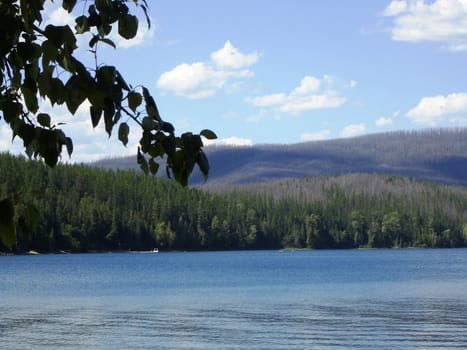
[
  {"left": 0, "top": 0, "right": 216, "bottom": 247},
  {"left": 1, "top": 153, "right": 466, "bottom": 252}
]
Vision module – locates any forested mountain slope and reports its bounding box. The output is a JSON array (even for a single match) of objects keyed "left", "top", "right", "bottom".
[
  {"left": 1, "top": 153, "right": 466, "bottom": 252},
  {"left": 94, "top": 128, "right": 467, "bottom": 186}
]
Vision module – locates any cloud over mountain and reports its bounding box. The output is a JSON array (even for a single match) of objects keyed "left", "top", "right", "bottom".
[
  {"left": 407, "top": 93, "right": 467, "bottom": 125},
  {"left": 246, "top": 75, "right": 349, "bottom": 114}
]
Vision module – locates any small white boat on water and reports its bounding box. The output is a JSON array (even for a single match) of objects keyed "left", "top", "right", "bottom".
[{"left": 153, "top": 248, "right": 159, "bottom": 253}]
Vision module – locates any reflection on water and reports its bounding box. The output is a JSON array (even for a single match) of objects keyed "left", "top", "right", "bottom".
[
  {"left": 1, "top": 249, "right": 466, "bottom": 349},
  {"left": 1, "top": 298, "right": 466, "bottom": 349}
]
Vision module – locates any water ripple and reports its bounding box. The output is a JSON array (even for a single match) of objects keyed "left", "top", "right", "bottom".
[{"left": 1, "top": 298, "right": 465, "bottom": 349}]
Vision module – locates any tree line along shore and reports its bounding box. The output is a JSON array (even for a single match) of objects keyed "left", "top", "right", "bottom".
[{"left": 1, "top": 153, "right": 466, "bottom": 253}]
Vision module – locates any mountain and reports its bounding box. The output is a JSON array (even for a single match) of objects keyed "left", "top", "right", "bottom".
[{"left": 92, "top": 128, "right": 467, "bottom": 186}]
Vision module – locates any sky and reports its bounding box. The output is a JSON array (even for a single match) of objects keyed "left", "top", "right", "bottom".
[{"left": 1, "top": 0, "right": 467, "bottom": 162}]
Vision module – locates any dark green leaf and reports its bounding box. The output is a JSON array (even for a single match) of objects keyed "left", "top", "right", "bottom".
[
  {"left": 22, "top": 86, "right": 39, "bottom": 113},
  {"left": 41, "top": 40, "right": 57, "bottom": 67},
  {"left": 103, "top": 102, "right": 115, "bottom": 136},
  {"left": 20, "top": 0, "right": 43, "bottom": 28},
  {"left": 11, "top": 71, "right": 21, "bottom": 90},
  {"left": 142, "top": 116, "right": 157, "bottom": 131},
  {"left": 58, "top": 51, "right": 76, "bottom": 72},
  {"left": 89, "top": 35, "right": 99, "bottom": 48},
  {"left": 146, "top": 144, "right": 162, "bottom": 158},
  {"left": 38, "top": 69, "right": 52, "bottom": 98},
  {"left": 66, "top": 88, "right": 86, "bottom": 114},
  {"left": 139, "top": 130, "right": 151, "bottom": 153},
  {"left": 142, "top": 87, "right": 161, "bottom": 121},
  {"left": 49, "top": 78, "right": 67, "bottom": 105},
  {"left": 0, "top": 198, "right": 16, "bottom": 248},
  {"left": 162, "top": 135, "right": 176, "bottom": 157},
  {"left": 88, "top": 4, "right": 97, "bottom": 16},
  {"left": 127, "top": 91, "right": 142, "bottom": 111},
  {"left": 118, "top": 14, "right": 138, "bottom": 40},
  {"left": 25, "top": 62, "right": 39, "bottom": 81},
  {"left": 170, "top": 150, "right": 190, "bottom": 187},
  {"left": 37, "top": 129, "right": 60, "bottom": 167},
  {"left": 75, "top": 15, "right": 90, "bottom": 34},
  {"left": 161, "top": 122, "right": 174, "bottom": 134},
  {"left": 113, "top": 110, "right": 121, "bottom": 124},
  {"left": 1, "top": 101, "right": 22, "bottom": 123},
  {"left": 118, "top": 122, "right": 129, "bottom": 146},
  {"left": 65, "top": 137, "right": 73, "bottom": 157},
  {"left": 90, "top": 106, "right": 102, "bottom": 127},
  {"left": 62, "top": 0, "right": 77, "bottom": 12},
  {"left": 116, "top": 71, "right": 130, "bottom": 91},
  {"left": 182, "top": 132, "right": 203, "bottom": 151},
  {"left": 95, "top": 0, "right": 108, "bottom": 12},
  {"left": 96, "top": 66, "right": 116, "bottom": 89},
  {"left": 15, "top": 122, "right": 35, "bottom": 149},
  {"left": 44, "top": 25, "right": 76, "bottom": 51},
  {"left": 87, "top": 88, "right": 106, "bottom": 109},
  {"left": 99, "top": 38, "right": 116, "bottom": 49},
  {"left": 197, "top": 151, "right": 210, "bottom": 182},
  {"left": 65, "top": 75, "right": 88, "bottom": 114},
  {"left": 17, "top": 42, "right": 41, "bottom": 63},
  {"left": 37, "top": 113, "right": 51, "bottom": 128},
  {"left": 200, "top": 129, "right": 218, "bottom": 140}
]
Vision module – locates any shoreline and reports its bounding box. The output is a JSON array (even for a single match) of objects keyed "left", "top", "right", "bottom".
[{"left": 2, "top": 246, "right": 465, "bottom": 256}]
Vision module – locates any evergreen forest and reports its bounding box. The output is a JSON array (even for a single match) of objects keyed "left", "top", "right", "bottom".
[{"left": 1, "top": 152, "right": 466, "bottom": 253}]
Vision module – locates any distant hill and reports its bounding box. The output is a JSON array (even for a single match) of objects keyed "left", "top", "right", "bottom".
[{"left": 92, "top": 128, "right": 467, "bottom": 186}]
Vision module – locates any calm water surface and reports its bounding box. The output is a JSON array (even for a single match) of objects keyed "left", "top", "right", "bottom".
[{"left": 1, "top": 249, "right": 466, "bottom": 349}]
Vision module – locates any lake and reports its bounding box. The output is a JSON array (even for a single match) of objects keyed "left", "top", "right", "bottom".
[{"left": 1, "top": 249, "right": 466, "bottom": 349}]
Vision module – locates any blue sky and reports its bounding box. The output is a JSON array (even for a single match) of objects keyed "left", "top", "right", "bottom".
[{"left": 1, "top": 0, "right": 467, "bottom": 162}]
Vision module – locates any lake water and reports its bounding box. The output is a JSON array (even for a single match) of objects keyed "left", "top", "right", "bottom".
[{"left": 1, "top": 249, "right": 466, "bottom": 349}]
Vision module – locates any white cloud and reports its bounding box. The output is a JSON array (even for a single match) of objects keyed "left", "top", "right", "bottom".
[
  {"left": 383, "top": 0, "right": 408, "bottom": 16},
  {"left": 375, "top": 117, "right": 394, "bottom": 126},
  {"left": 341, "top": 123, "right": 366, "bottom": 137},
  {"left": 449, "top": 116, "right": 467, "bottom": 124},
  {"left": 46, "top": 6, "right": 74, "bottom": 26},
  {"left": 0, "top": 125, "right": 24, "bottom": 156},
  {"left": 219, "top": 137, "right": 253, "bottom": 146},
  {"left": 246, "top": 75, "right": 348, "bottom": 114},
  {"left": 300, "top": 129, "right": 331, "bottom": 141},
  {"left": 407, "top": 92, "right": 467, "bottom": 124},
  {"left": 383, "top": 0, "right": 467, "bottom": 51},
  {"left": 280, "top": 94, "right": 346, "bottom": 113},
  {"left": 246, "top": 93, "right": 287, "bottom": 107},
  {"left": 157, "top": 41, "right": 258, "bottom": 99},
  {"left": 375, "top": 110, "right": 399, "bottom": 127},
  {"left": 211, "top": 40, "right": 259, "bottom": 69},
  {"left": 203, "top": 136, "right": 253, "bottom": 147},
  {"left": 157, "top": 62, "right": 229, "bottom": 99},
  {"left": 174, "top": 118, "right": 191, "bottom": 130},
  {"left": 291, "top": 76, "right": 321, "bottom": 95},
  {"left": 246, "top": 109, "right": 279, "bottom": 123}
]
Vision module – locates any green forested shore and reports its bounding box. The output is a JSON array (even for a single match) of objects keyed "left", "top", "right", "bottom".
[{"left": 1, "top": 153, "right": 466, "bottom": 252}]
